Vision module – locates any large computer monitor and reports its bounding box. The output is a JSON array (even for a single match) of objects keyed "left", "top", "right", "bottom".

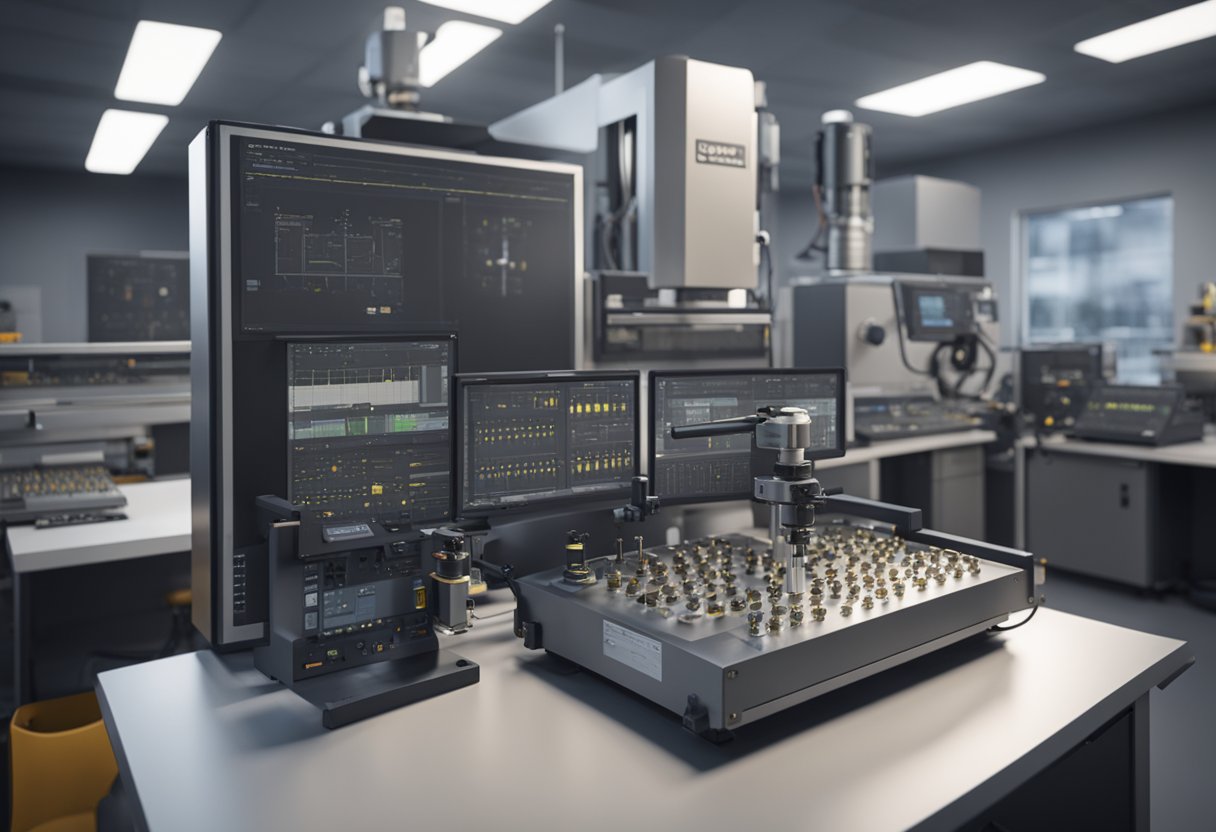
[
  {"left": 227, "top": 124, "right": 580, "bottom": 371},
  {"left": 649, "top": 369, "right": 845, "bottom": 505},
  {"left": 191, "top": 121, "right": 582, "bottom": 648},
  {"left": 87, "top": 252, "right": 189, "bottom": 341},
  {"left": 457, "top": 371, "right": 639, "bottom": 517},
  {"left": 287, "top": 339, "right": 454, "bottom": 529}
]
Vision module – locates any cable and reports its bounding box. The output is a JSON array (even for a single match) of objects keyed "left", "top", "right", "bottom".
[
  {"left": 795, "top": 184, "right": 828, "bottom": 261},
  {"left": 990, "top": 604, "right": 1039, "bottom": 631},
  {"left": 756, "top": 231, "right": 774, "bottom": 313},
  {"left": 471, "top": 607, "right": 516, "bottom": 621}
]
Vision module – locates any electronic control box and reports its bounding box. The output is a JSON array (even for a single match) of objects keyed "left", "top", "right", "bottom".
[{"left": 253, "top": 497, "right": 478, "bottom": 727}]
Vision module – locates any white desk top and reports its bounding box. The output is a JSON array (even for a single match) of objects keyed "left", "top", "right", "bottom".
[
  {"left": 97, "top": 606, "right": 1190, "bottom": 832},
  {"left": 6, "top": 478, "right": 191, "bottom": 574},
  {"left": 1020, "top": 433, "right": 1216, "bottom": 469},
  {"left": 821, "top": 429, "right": 996, "bottom": 469}
]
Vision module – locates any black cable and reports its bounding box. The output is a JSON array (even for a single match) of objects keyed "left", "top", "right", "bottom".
[
  {"left": 990, "top": 604, "right": 1039, "bottom": 631},
  {"left": 890, "top": 285, "right": 937, "bottom": 379},
  {"left": 757, "top": 233, "right": 774, "bottom": 313},
  {"left": 795, "top": 184, "right": 828, "bottom": 261}
]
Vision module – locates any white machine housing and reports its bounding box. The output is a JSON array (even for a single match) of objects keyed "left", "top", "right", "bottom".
[{"left": 491, "top": 55, "right": 758, "bottom": 291}]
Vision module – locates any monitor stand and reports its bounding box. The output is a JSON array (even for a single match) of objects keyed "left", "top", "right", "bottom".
[{"left": 288, "top": 650, "right": 479, "bottom": 729}]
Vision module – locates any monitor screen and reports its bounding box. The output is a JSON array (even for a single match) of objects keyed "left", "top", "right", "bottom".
[
  {"left": 902, "top": 284, "right": 975, "bottom": 342},
  {"left": 287, "top": 338, "right": 454, "bottom": 528},
  {"left": 458, "top": 372, "right": 638, "bottom": 516},
  {"left": 650, "top": 369, "right": 845, "bottom": 505},
  {"left": 233, "top": 133, "right": 577, "bottom": 372},
  {"left": 87, "top": 253, "right": 189, "bottom": 341}
]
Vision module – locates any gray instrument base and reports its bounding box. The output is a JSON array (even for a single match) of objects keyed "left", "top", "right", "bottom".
[{"left": 517, "top": 529, "right": 1030, "bottom": 736}]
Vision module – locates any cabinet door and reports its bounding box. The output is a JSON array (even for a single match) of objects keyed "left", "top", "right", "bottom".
[{"left": 1027, "top": 452, "right": 1153, "bottom": 587}]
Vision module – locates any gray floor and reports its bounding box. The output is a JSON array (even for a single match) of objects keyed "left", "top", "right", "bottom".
[{"left": 1040, "top": 572, "right": 1214, "bottom": 832}]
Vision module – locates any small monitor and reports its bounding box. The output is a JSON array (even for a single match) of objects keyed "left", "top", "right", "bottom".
[
  {"left": 650, "top": 369, "right": 845, "bottom": 505},
  {"left": 457, "top": 371, "right": 639, "bottom": 516},
  {"left": 287, "top": 337, "right": 454, "bottom": 528},
  {"left": 901, "top": 283, "right": 975, "bottom": 342},
  {"left": 87, "top": 252, "right": 189, "bottom": 341}
]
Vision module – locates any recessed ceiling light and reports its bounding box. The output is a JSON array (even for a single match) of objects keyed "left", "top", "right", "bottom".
[
  {"left": 855, "top": 61, "right": 1046, "bottom": 117},
  {"left": 417, "top": 0, "right": 552, "bottom": 25},
  {"left": 419, "top": 21, "right": 502, "bottom": 87},
  {"left": 114, "top": 20, "right": 222, "bottom": 106},
  {"left": 85, "top": 109, "right": 169, "bottom": 175},
  {"left": 1074, "top": 1, "right": 1216, "bottom": 63}
]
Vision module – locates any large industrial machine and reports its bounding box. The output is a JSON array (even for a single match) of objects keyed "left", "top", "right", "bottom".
[
  {"left": 490, "top": 54, "right": 774, "bottom": 369},
  {"left": 780, "top": 113, "right": 1000, "bottom": 428}
]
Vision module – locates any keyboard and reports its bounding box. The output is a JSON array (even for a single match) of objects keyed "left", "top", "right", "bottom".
[
  {"left": 0, "top": 464, "right": 127, "bottom": 523},
  {"left": 854, "top": 396, "right": 983, "bottom": 442}
]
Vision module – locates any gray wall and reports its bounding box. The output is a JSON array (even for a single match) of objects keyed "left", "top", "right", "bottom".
[
  {"left": 777, "top": 101, "right": 1216, "bottom": 349},
  {"left": 0, "top": 166, "right": 188, "bottom": 342}
]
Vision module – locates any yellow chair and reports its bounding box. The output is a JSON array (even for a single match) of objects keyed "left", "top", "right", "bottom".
[{"left": 10, "top": 691, "right": 118, "bottom": 832}]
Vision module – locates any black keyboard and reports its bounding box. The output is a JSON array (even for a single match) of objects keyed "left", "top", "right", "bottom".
[
  {"left": 854, "top": 397, "right": 982, "bottom": 442},
  {"left": 0, "top": 464, "right": 127, "bottom": 523}
]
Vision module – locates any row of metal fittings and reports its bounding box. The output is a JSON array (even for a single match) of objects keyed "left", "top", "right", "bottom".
[{"left": 602, "top": 533, "right": 984, "bottom": 634}]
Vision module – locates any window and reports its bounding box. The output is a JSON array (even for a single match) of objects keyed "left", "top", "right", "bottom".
[{"left": 1022, "top": 196, "right": 1173, "bottom": 383}]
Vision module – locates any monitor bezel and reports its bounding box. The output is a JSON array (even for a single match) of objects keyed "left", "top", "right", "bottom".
[
  {"left": 222, "top": 121, "right": 583, "bottom": 345},
  {"left": 648, "top": 366, "right": 847, "bottom": 507},
  {"left": 455, "top": 369, "right": 641, "bottom": 519},
  {"left": 284, "top": 332, "right": 458, "bottom": 530}
]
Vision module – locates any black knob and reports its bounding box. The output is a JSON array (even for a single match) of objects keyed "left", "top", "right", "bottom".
[{"left": 862, "top": 323, "right": 886, "bottom": 346}]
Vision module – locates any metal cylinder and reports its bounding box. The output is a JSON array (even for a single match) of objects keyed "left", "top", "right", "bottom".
[
  {"left": 785, "top": 541, "right": 807, "bottom": 596},
  {"left": 817, "top": 112, "right": 873, "bottom": 273}
]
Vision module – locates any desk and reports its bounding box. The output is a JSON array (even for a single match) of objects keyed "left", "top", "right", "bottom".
[
  {"left": 1014, "top": 436, "right": 1216, "bottom": 587},
  {"left": 822, "top": 429, "right": 997, "bottom": 470},
  {"left": 819, "top": 429, "right": 997, "bottom": 540},
  {"left": 97, "top": 606, "right": 1190, "bottom": 832},
  {"left": 6, "top": 478, "right": 192, "bottom": 705}
]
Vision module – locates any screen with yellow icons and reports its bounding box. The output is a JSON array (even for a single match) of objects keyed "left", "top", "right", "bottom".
[
  {"left": 287, "top": 338, "right": 454, "bottom": 527},
  {"left": 458, "top": 372, "right": 638, "bottom": 515}
]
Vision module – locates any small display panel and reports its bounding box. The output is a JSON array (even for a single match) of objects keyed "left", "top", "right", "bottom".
[
  {"left": 459, "top": 372, "right": 638, "bottom": 515},
  {"left": 902, "top": 284, "right": 976, "bottom": 341},
  {"left": 1074, "top": 385, "right": 1176, "bottom": 437},
  {"left": 287, "top": 338, "right": 453, "bottom": 527},
  {"left": 650, "top": 370, "right": 845, "bottom": 505}
]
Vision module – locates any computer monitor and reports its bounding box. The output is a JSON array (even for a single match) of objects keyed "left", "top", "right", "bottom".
[
  {"left": 287, "top": 339, "right": 454, "bottom": 529},
  {"left": 649, "top": 369, "right": 845, "bottom": 505},
  {"left": 457, "top": 371, "right": 639, "bottom": 517},
  {"left": 229, "top": 124, "right": 580, "bottom": 371},
  {"left": 87, "top": 252, "right": 189, "bottom": 341},
  {"left": 191, "top": 121, "right": 581, "bottom": 648}
]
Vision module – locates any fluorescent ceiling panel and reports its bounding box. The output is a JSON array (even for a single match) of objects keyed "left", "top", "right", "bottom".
[
  {"left": 85, "top": 109, "right": 169, "bottom": 174},
  {"left": 417, "top": 0, "right": 552, "bottom": 25},
  {"left": 1075, "top": 1, "right": 1216, "bottom": 63},
  {"left": 115, "top": 20, "right": 222, "bottom": 106},
  {"left": 419, "top": 21, "right": 502, "bottom": 87},
  {"left": 856, "top": 61, "right": 1046, "bottom": 117}
]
